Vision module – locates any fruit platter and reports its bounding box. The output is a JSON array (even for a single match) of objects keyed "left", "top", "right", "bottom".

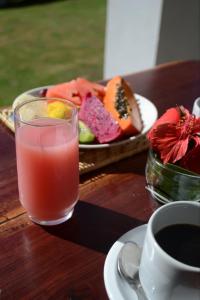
[
  {"left": 12, "top": 76, "right": 158, "bottom": 149},
  {"left": 0, "top": 76, "right": 158, "bottom": 174}
]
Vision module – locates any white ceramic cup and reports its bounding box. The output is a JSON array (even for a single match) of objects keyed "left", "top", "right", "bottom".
[
  {"left": 192, "top": 97, "right": 200, "bottom": 117},
  {"left": 139, "top": 201, "right": 200, "bottom": 300}
]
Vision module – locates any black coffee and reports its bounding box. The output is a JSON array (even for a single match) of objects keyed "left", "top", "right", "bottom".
[{"left": 155, "top": 224, "right": 200, "bottom": 268}]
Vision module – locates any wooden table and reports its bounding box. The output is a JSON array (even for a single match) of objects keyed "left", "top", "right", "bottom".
[{"left": 0, "top": 60, "right": 200, "bottom": 300}]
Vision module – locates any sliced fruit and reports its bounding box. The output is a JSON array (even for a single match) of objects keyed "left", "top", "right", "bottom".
[
  {"left": 47, "top": 101, "right": 70, "bottom": 119},
  {"left": 76, "top": 77, "right": 105, "bottom": 100},
  {"left": 12, "top": 93, "right": 37, "bottom": 110},
  {"left": 46, "top": 78, "right": 105, "bottom": 106},
  {"left": 103, "top": 76, "right": 143, "bottom": 136},
  {"left": 46, "top": 81, "right": 81, "bottom": 106},
  {"left": 79, "top": 120, "right": 95, "bottom": 143},
  {"left": 79, "top": 94, "right": 122, "bottom": 144}
]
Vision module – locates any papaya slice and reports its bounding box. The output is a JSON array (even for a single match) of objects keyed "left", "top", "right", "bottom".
[{"left": 103, "top": 76, "right": 143, "bottom": 136}]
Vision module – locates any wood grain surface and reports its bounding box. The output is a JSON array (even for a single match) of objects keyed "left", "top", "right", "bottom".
[{"left": 0, "top": 60, "right": 200, "bottom": 300}]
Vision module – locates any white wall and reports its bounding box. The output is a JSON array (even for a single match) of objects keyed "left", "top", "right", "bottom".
[{"left": 104, "top": 0, "right": 200, "bottom": 79}]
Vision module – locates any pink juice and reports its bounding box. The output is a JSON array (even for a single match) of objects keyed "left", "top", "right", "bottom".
[{"left": 16, "top": 118, "right": 79, "bottom": 221}]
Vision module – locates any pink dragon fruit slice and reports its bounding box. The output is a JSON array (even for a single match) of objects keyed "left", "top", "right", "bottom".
[{"left": 79, "top": 95, "right": 122, "bottom": 143}]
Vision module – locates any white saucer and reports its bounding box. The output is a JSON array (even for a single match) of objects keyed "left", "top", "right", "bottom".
[{"left": 104, "top": 224, "right": 147, "bottom": 300}]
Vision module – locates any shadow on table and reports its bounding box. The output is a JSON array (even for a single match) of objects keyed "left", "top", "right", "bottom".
[
  {"left": 80, "top": 151, "right": 148, "bottom": 183},
  {"left": 44, "top": 201, "right": 145, "bottom": 255}
]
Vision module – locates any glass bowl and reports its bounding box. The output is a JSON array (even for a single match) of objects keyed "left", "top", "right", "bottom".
[{"left": 145, "top": 150, "right": 200, "bottom": 203}]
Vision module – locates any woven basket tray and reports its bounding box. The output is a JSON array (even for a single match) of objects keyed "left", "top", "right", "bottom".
[{"left": 0, "top": 107, "right": 149, "bottom": 174}]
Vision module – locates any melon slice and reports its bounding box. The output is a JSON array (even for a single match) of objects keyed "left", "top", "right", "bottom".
[
  {"left": 46, "top": 78, "right": 105, "bottom": 106},
  {"left": 46, "top": 80, "right": 81, "bottom": 106},
  {"left": 79, "top": 94, "right": 122, "bottom": 143},
  {"left": 76, "top": 77, "right": 105, "bottom": 100},
  {"left": 103, "top": 76, "right": 143, "bottom": 136}
]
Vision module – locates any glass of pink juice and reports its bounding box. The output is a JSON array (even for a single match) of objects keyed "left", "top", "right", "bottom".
[{"left": 14, "top": 98, "right": 79, "bottom": 225}]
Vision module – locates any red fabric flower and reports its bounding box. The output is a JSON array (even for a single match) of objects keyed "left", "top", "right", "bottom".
[{"left": 147, "top": 106, "right": 200, "bottom": 164}]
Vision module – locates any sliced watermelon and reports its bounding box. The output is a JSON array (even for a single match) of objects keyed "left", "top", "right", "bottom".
[
  {"left": 46, "top": 81, "right": 81, "bottom": 106},
  {"left": 79, "top": 94, "right": 122, "bottom": 143},
  {"left": 76, "top": 77, "right": 105, "bottom": 100},
  {"left": 46, "top": 78, "right": 105, "bottom": 106}
]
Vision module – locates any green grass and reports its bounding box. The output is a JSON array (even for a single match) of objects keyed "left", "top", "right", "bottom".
[{"left": 0, "top": 0, "right": 106, "bottom": 106}]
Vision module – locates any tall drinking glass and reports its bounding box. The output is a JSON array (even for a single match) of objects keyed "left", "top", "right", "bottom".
[{"left": 14, "top": 98, "right": 79, "bottom": 226}]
